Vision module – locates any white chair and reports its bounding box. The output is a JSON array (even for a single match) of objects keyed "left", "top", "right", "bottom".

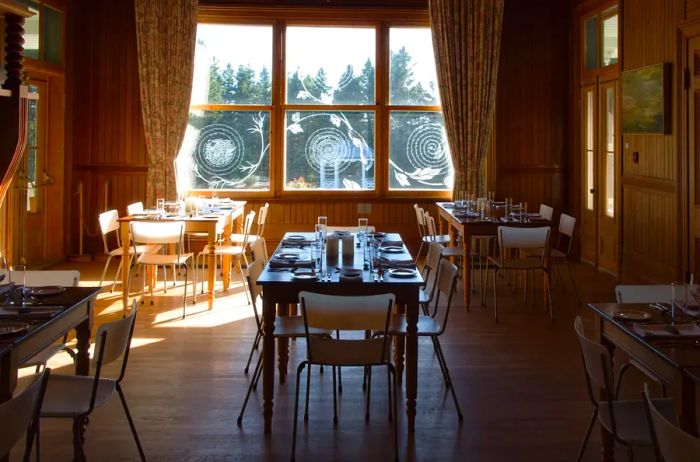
[
  {"left": 126, "top": 202, "right": 144, "bottom": 216},
  {"left": 292, "top": 292, "right": 398, "bottom": 462},
  {"left": 40, "top": 302, "right": 145, "bottom": 461},
  {"left": 538, "top": 203, "right": 554, "bottom": 221},
  {"left": 415, "top": 204, "right": 449, "bottom": 262},
  {"left": 643, "top": 383, "right": 700, "bottom": 462},
  {"left": 130, "top": 221, "right": 194, "bottom": 319},
  {"left": 98, "top": 209, "right": 161, "bottom": 291},
  {"left": 486, "top": 226, "right": 552, "bottom": 322},
  {"left": 0, "top": 369, "right": 49, "bottom": 461},
  {"left": 196, "top": 210, "right": 256, "bottom": 299},
  {"left": 573, "top": 316, "right": 675, "bottom": 462},
  {"left": 250, "top": 236, "right": 268, "bottom": 264},
  {"left": 230, "top": 203, "right": 269, "bottom": 246},
  {"left": 419, "top": 242, "right": 444, "bottom": 314}
]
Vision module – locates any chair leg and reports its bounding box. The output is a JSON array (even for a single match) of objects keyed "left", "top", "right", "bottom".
[
  {"left": 304, "top": 363, "right": 311, "bottom": 421},
  {"left": 291, "top": 362, "right": 306, "bottom": 462},
  {"left": 564, "top": 258, "right": 581, "bottom": 306},
  {"left": 481, "top": 260, "right": 489, "bottom": 306},
  {"left": 430, "top": 336, "right": 449, "bottom": 386},
  {"left": 387, "top": 367, "right": 393, "bottom": 421},
  {"left": 71, "top": 417, "right": 88, "bottom": 462},
  {"left": 98, "top": 255, "right": 112, "bottom": 289},
  {"left": 576, "top": 409, "right": 598, "bottom": 462},
  {"left": 182, "top": 266, "right": 189, "bottom": 319},
  {"left": 244, "top": 331, "right": 261, "bottom": 374},
  {"left": 332, "top": 366, "right": 338, "bottom": 425},
  {"left": 110, "top": 258, "right": 124, "bottom": 293},
  {"left": 116, "top": 384, "right": 147, "bottom": 461},
  {"left": 545, "top": 270, "right": 553, "bottom": 321},
  {"left": 493, "top": 268, "right": 498, "bottom": 322},
  {"left": 365, "top": 366, "right": 372, "bottom": 421},
  {"left": 162, "top": 266, "right": 168, "bottom": 293},
  {"left": 389, "top": 364, "right": 399, "bottom": 462},
  {"left": 237, "top": 354, "right": 262, "bottom": 426},
  {"left": 433, "top": 337, "right": 463, "bottom": 421}
]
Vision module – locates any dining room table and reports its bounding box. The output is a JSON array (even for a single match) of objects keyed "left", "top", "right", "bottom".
[
  {"left": 117, "top": 200, "right": 246, "bottom": 313},
  {"left": 0, "top": 286, "right": 101, "bottom": 461},
  {"left": 435, "top": 201, "right": 553, "bottom": 308},
  {"left": 587, "top": 302, "right": 700, "bottom": 461},
  {"left": 256, "top": 230, "right": 423, "bottom": 434}
]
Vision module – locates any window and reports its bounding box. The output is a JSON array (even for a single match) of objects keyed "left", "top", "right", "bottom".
[
  {"left": 602, "top": 12, "right": 618, "bottom": 67},
  {"left": 584, "top": 89, "right": 595, "bottom": 211},
  {"left": 582, "top": 6, "right": 618, "bottom": 73},
  {"left": 25, "top": 84, "right": 42, "bottom": 212},
  {"left": 583, "top": 16, "right": 598, "bottom": 72},
  {"left": 178, "top": 11, "right": 452, "bottom": 196},
  {"left": 604, "top": 86, "right": 615, "bottom": 217},
  {"left": 17, "top": 1, "right": 63, "bottom": 65}
]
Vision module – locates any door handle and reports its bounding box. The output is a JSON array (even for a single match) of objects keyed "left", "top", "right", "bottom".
[{"left": 589, "top": 188, "right": 596, "bottom": 194}]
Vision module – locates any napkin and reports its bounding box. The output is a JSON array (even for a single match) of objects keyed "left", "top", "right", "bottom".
[
  {"left": 632, "top": 322, "right": 700, "bottom": 338},
  {"left": 380, "top": 240, "right": 404, "bottom": 247},
  {"left": 269, "top": 258, "right": 314, "bottom": 269},
  {"left": 373, "top": 258, "right": 416, "bottom": 269},
  {"left": 281, "top": 239, "right": 314, "bottom": 247}
]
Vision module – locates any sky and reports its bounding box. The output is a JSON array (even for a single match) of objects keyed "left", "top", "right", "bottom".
[{"left": 190, "top": 24, "right": 438, "bottom": 104}]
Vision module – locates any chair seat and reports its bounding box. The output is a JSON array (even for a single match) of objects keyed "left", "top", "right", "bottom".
[
  {"left": 441, "top": 246, "right": 463, "bottom": 257},
  {"left": 422, "top": 235, "right": 451, "bottom": 245},
  {"left": 108, "top": 244, "right": 161, "bottom": 257},
  {"left": 41, "top": 374, "right": 116, "bottom": 417},
  {"left": 273, "top": 316, "right": 328, "bottom": 338},
  {"left": 599, "top": 398, "right": 675, "bottom": 445},
  {"left": 487, "top": 256, "right": 544, "bottom": 270},
  {"left": 23, "top": 343, "right": 72, "bottom": 368},
  {"left": 137, "top": 253, "right": 193, "bottom": 266},
  {"left": 387, "top": 314, "right": 441, "bottom": 336},
  {"left": 230, "top": 234, "right": 260, "bottom": 244},
  {"left": 520, "top": 248, "right": 567, "bottom": 259}
]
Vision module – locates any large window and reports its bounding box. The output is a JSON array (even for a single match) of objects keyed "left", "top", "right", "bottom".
[{"left": 177, "top": 12, "right": 452, "bottom": 196}]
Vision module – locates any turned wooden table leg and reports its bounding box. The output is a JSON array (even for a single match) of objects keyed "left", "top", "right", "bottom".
[
  {"left": 277, "top": 303, "right": 290, "bottom": 384},
  {"left": 207, "top": 223, "right": 216, "bottom": 309},
  {"left": 262, "top": 295, "right": 275, "bottom": 434},
  {"left": 462, "top": 227, "right": 471, "bottom": 310},
  {"left": 393, "top": 303, "right": 406, "bottom": 385},
  {"left": 405, "top": 295, "right": 418, "bottom": 433}
]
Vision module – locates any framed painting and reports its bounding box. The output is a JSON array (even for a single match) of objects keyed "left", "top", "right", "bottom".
[{"left": 621, "top": 63, "right": 670, "bottom": 134}]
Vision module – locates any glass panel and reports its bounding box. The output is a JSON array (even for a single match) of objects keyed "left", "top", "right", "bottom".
[
  {"left": 605, "top": 87, "right": 615, "bottom": 217},
  {"left": 586, "top": 151, "right": 594, "bottom": 211},
  {"left": 584, "top": 16, "right": 598, "bottom": 71},
  {"left": 585, "top": 90, "right": 594, "bottom": 211},
  {"left": 26, "top": 84, "right": 40, "bottom": 212},
  {"left": 191, "top": 25, "right": 272, "bottom": 105},
  {"left": 602, "top": 14, "right": 618, "bottom": 66},
  {"left": 286, "top": 27, "right": 375, "bottom": 105},
  {"left": 389, "top": 28, "right": 439, "bottom": 106},
  {"left": 389, "top": 111, "right": 452, "bottom": 190},
  {"left": 42, "top": 5, "right": 62, "bottom": 65},
  {"left": 24, "top": 6, "right": 40, "bottom": 60},
  {"left": 177, "top": 111, "right": 270, "bottom": 190},
  {"left": 586, "top": 91, "right": 594, "bottom": 150},
  {"left": 285, "top": 111, "right": 375, "bottom": 190}
]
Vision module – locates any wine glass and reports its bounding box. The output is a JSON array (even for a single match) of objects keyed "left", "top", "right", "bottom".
[
  {"left": 10, "top": 264, "right": 26, "bottom": 306},
  {"left": 671, "top": 282, "right": 688, "bottom": 325}
]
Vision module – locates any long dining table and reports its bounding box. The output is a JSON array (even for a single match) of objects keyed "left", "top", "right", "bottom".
[
  {"left": 256, "top": 231, "right": 423, "bottom": 434},
  {"left": 588, "top": 302, "right": 700, "bottom": 461},
  {"left": 435, "top": 201, "right": 553, "bottom": 308},
  {"left": 118, "top": 201, "right": 246, "bottom": 313}
]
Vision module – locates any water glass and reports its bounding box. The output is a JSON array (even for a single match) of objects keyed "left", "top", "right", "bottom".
[
  {"left": 671, "top": 281, "right": 688, "bottom": 324},
  {"left": 156, "top": 198, "right": 165, "bottom": 211},
  {"left": 358, "top": 218, "right": 368, "bottom": 236},
  {"left": 0, "top": 250, "right": 7, "bottom": 285},
  {"left": 10, "top": 264, "right": 26, "bottom": 305}
]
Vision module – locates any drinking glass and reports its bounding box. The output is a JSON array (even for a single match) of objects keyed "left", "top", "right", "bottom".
[
  {"left": 0, "top": 250, "right": 7, "bottom": 285},
  {"left": 671, "top": 281, "right": 688, "bottom": 324},
  {"left": 358, "top": 218, "right": 368, "bottom": 236},
  {"left": 10, "top": 264, "right": 26, "bottom": 305},
  {"left": 156, "top": 198, "right": 165, "bottom": 211}
]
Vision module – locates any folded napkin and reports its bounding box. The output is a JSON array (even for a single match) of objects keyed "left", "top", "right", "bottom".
[
  {"left": 281, "top": 239, "right": 314, "bottom": 247},
  {"left": 633, "top": 322, "right": 700, "bottom": 338},
  {"left": 441, "top": 203, "right": 455, "bottom": 208},
  {"left": 269, "top": 258, "right": 314, "bottom": 269},
  {"left": 380, "top": 240, "right": 404, "bottom": 247},
  {"left": 374, "top": 258, "right": 416, "bottom": 269}
]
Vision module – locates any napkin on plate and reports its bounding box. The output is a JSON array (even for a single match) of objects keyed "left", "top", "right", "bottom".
[
  {"left": 632, "top": 322, "right": 700, "bottom": 338},
  {"left": 374, "top": 258, "right": 416, "bottom": 269},
  {"left": 269, "top": 258, "right": 314, "bottom": 269},
  {"left": 380, "top": 240, "right": 404, "bottom": 247},
  {"left": 281, "top": 239, "right": 314, "bottom": 247}
]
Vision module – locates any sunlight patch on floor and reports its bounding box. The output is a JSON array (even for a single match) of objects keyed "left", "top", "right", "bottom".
[{"left": 151, "top": 291, "right": 254, "bottom": 328}]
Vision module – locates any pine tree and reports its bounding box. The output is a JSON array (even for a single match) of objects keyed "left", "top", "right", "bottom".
[
  {"left": 333, "top": 65, "right": 363, "bottom": 104},
  {"left": 287, "top": 69, "right": 305, "bottom": 103},
  {"left": 390, "top": 46, "right": 431, "bottom": 105},
  {"left": 258, "top": 65, "right": 272, "bottom": 104},
  {"left": 312, "top": 68, "right": 331, "bottom": 102},
  {"left": 359, "top": 58, "right": 375, "bottom": 104},
  {"left": 221, "top": 63, "right": 236, "bottom": 103},
  {"left": 207, "top": 58, "right": 224, "bottom": 104},
  {"left": 234, "top": 65, "right": 257, "bottom": 104}
]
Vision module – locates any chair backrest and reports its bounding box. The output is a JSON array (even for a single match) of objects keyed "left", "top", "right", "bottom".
[
  {"left": 414, "top": 204, "right": 425, "bottom": 235},
  {"left": 256, "top": 203, "right": 269, "bottom": 237},
  {"left": 299, "top": 292, "right": 395, "bottom": 365},
  {"left": 130, "top": 220, "right": 185, "bottom": 246},
  {"left": 539, "top": 203, "right": 554, "bottom": 221},
  {"left": 556, "top": 213, "right": 576, "bottom": 255},
  {"left": 5, "top": 270, "right": 80, "bottom": 287},
  {"left": 643, "top": 383, "right": 700, "bottom": 462},
  {"left": 126, "top": 201, "right": 144, "bottom": 216},
  {"left": 431, "top": 259, "right": 459, "bottom": 329},
  {"left": 240, "top": 210, "right": 256, "bottom": 247},
  {"left": 573, "top": 316, "right": 614, "bottom": 396},
  {"left": 424, "top": 211, "right": 439, "bottom": 238},
  {"left": 422, "top": 242, "right": 444, "bottom": 298},
  {"left": 246, "top": 258, "right": 265, "bottom": 330},
  {"left": 99, "top": 209, "right": 120, "bottom": 252},
  {"left": 615, "top": 285, "right": 672, "bottom": 304},
  {"left": 250, "top": 237, "right": 268, "bottom": 264},
  {"left": 92, "top": 301, "right": 138, "bottom": 381},
  {"left": 0, "top": 368, "right": 49, "bottom": 458},
  {"left": 498, "top": 226, "right": 550, "bottom": 266}
]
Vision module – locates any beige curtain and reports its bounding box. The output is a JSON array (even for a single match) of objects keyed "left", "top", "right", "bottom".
[
  {"left": 429, "top": 0, "right": 504, "bottom": 197},
  {"left": 134, "top": 0, "right": 198, "bottom": 205}
]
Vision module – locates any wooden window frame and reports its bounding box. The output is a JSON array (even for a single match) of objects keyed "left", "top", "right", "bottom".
[
  {"left": 580, "top": 1, "right": 619, "bottom": 84},
  {"left": 191, "top": 5, "right": 451, "bottom": 201}
]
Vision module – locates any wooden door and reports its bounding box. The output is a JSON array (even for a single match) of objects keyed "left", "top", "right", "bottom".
[
  {"left": 580, "top": 84, "right": 598, "bottom": 265},
  {"left": 690, "top": 36, "right": 700, "bottom": 277}
]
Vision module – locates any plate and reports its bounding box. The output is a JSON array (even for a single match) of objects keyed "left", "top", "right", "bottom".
[
  {"left": 275, "top": 253, "right": 299, "bottom": 261},
  {"left": 387, "top": 268, "right": 418, "bottom": 278},
  {"left": 381, "top": 246, "right": 404, "bottom": 254},
  {"left": 286, "top": 235, "right": 306, "bottom": 241},
  {"left": 613, "top": 309, "right": 652, "bottom": 321},
  {"left": 333, "top": 230, "right": 351, "bottom": 236},
  {"left": 338, "top": 267, "right": 362, "bottom": 277},
  {"left": 373, "top": 232, "right": 387, "bottom": 238},
  {"left": 25, "top": 286, "right": 66, "bottom": 296},
  {"left": 292, "top": 268, "right": 318, "bottom": 280},
  {"left": 0, "top": 321, "right": 28, "bottom": 337}
]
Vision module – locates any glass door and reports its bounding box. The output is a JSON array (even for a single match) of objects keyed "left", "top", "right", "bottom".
[
  {"left": 580, "top": 84, "right": 598, "bottom": 265},
  {"left": 597, "top": 77, "right": 619, "bottom": 273}
]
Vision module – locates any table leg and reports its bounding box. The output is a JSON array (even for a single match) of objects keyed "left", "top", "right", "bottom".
[
  {"left": 596, "top": 319, "right": 615, "bottom": 462},
  {"left": 679, "top": 374, "right": 698, "bottom": 436},
  {"left": 462, "top": 227, "right": 471, "bottom": 310},
  {"left": 262, "top": 295, "right": 276, "bottom": 434},
  {"left": 439, "top": 213, "right": 445, "bottom": 236},
  {"left": 74, "top": 315, "right": 91, "bottom": 460},
  {"left": 120, "top": 221, "right": 131, "bottom": 315},
  {"left": 278, "top": 303, "right": 290, "bottom": 384},
  {"left": 0, "top": 353, "right": 15, "bottom": 462},
  {"left": 222, "top": 254, "right": 232, "bottom": 291},
  {"left": 207, "top": 225, "right": 216, "bottom": 310},
  {"left": 393, "top": 303, "right": 405, "bottom": 384},
  {"left": 405, "top": 296, "right": 418, "bottom": 433}
]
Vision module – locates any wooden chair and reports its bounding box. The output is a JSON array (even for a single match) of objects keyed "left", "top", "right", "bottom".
[
  {"left": 40, "top": 302, "right": 146, "bottom": 461},
  {"left": 573, "top": 316, "right": 675, "bottom": 462},
  {"left": 292, "top": 292, "right": 398, "bottom": 462},
  {"left": 230, "top": 202, "right": 269, "bottom": 247},
  {"left": 643, "top": 383, "right": 700, "bottom": 462},
  {"left": 0, "top": 369, "right": 49, "bottom": 462}
]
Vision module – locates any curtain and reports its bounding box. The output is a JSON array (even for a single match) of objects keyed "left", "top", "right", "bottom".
[
  {"left": 429, "top": 0, "right": 504, "bottom": 197},
  {"left": 134, "top": 0, "right": 198, "bottom": 206}
]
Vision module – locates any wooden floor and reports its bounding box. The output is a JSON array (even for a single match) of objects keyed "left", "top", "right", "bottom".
[{"left": 9, "top": 259, "right": 661, "bottom": 461}]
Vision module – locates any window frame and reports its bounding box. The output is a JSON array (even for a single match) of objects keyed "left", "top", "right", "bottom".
[{"left": 192, "top": 5, "right": 451, "bottom": 200}]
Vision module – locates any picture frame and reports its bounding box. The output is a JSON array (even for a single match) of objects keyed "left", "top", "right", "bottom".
[{"left": 621, "top": 63, "right": 670, "bottom": 135}]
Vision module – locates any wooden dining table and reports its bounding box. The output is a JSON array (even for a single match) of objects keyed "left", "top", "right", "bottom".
[
  {"left": 588, "top": 302, "right": 700, "bottom": 461},
  {"left": 256, "top": 231, "right": 423, "bottom": 434},
  {"left": 0, "top": 286, "right": 100, "bottom": 461},
  {"left": 118, "top": 201, "right": 246, "bottom": 313},
  {"left": 435, "top": 201, "right": 553, "bottom": 308}
]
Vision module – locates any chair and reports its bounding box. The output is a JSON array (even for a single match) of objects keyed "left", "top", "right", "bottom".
[
  {"left": 643, "top": 383, "right": 700, "bottom": 462},
  {"left": 130, "top": 220, "right": 194, "bottom": 319},
  {"left": 414, "top": 204, "right": 449, "bottom": 263},
  {"left": 419, "top": 242, "right": 444, "bottom": 314},
  {"left": 126, "top": 202, "right": 144, "bottom": 216},
  {"left": 230, "top": 203, "right": 269, "bottom": 247},
  {"left": 291, "top": 292, "right": 398, "bottom": 462},
  {"left": 196, "top": 210, "right": 256, "bottom": 299},
  {"left": 486, "top": 226, "right": 553, "bottom": 322},
  {"left": 573, "top": 316, "right": 675, "bottom": 462},
  {"left": 40, "top": 301, "right": 146, "bottom": 461},
  {"left": 237, "top": 259, "right": 329, "bottom": 422},
  {"left": 250, "top": 236, "right": 268, "bottom": 264},
  {"left": 538, "top": 203, "right": 554, "bottom": 221},
  {"left": 0, "top": 369, "right": 49, "bottom": 462},
  {"left": 388, "top": 258, "right": 463, "bottom": 421},
  {"left": 97, "top": 209, "right": 161, "bottom": 291}
]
